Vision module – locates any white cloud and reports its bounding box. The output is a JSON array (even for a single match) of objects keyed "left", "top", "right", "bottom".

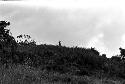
[
  {"left": 120, "top": 34, "right": 125, "bottom": 48},
  {"left": 86, "top": 33, "right": 103, "bottom": 48},
  {"left": 1, "top": 1, "right": 125, "bottom": 57},
  {"left": 1, "top": 0, "right": 125, "bottom": 10},
  {"left": 86, "top": 33, "right": 119, "bottom": 57},
  {"left": 86, "top": 33, "right": 106, "bottom": 54}
]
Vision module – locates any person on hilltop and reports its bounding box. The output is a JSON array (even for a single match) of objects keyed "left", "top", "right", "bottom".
[{"left": 59, "top": 40, "right": 61, "bottom": 46}]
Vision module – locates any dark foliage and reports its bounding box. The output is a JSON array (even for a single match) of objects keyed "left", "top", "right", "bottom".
[
  {"left": 0, "top": 21, "right": 17, "bottom": 64},
  {"left": 1, "top": 21, "right": 125, "bottom": 79}
]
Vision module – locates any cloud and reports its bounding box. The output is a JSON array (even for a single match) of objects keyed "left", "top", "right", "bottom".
[
  {"left": 120, "top": 34, "right": 125, "bottom": 48},
  {"left": 1, "top": 2, "right": 125, "bottom": 57},
  {"left": 86, "top": 33, "right": 120, "bottom": 57},
  {"left": 86, "top": 33, "right": 106, "bottom": 55},
  {"left": 86, "top": 33, "right": 103, "bottom": 47},
  {"left": 0, "top": 5, "right": 101, "bottom": 44}
]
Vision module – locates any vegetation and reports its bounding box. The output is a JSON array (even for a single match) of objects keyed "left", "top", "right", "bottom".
[{"left": 1, "top": 21, "right": 125, "bottom": 83}]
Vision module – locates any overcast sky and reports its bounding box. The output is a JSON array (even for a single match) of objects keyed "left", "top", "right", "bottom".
[{"left": 0, "top": 0, "right": 125, "bottom": 57}]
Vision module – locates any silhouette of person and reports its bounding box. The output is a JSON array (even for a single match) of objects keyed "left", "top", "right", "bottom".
[{"left": 59, "top": 41, "right": 61, "bottom": 46}]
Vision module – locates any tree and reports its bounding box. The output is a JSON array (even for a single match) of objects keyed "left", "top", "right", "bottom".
[
  {"left": 0, "top": 21, "right": 17, "bottom": 58},
  {"left": 119, "top": 47, "right": 125, "bottom": 59},
  {"left": 17, "top": 34, "right": 36, "bottom": 46},
  {"left": 90, "top": 47, "right": 100, "bottom": 55}
]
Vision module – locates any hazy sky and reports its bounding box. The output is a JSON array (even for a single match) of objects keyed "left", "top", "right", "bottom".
[{"left": 0, "top": 0, "right": 125, "bottom": 57}]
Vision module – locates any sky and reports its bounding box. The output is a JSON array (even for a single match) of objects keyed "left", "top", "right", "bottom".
[{"left": 0, "top": 0, "right": 125, "bottom": 57}]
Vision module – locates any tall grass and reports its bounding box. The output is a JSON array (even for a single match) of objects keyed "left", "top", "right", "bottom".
[{"left": 0, "top": 63, "right": 123, "bottom": 84}]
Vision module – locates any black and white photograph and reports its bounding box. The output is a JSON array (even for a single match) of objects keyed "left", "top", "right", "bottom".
[{"left": 0, "top": 0, "right": 125, "bottom": 84}]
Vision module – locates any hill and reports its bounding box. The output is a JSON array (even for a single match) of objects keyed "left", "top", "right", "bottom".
[{"left": 1, "top": 20, "right": 125, "bottom": 84}]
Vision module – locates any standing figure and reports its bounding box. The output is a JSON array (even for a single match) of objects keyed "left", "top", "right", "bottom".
[{"left": 59, "top": 41, "right": 61, "bottom": 46}]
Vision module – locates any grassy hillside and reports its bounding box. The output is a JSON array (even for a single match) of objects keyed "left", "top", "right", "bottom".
[
  {"left": 1, "top": 21, "right": 125, "bottom": 84},
  {"left": 0, "top": 43, "right": 124, "bottom": 84}
]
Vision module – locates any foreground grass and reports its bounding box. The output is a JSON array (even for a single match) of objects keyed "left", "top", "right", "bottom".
[{"left": 0, "top": 63, "right": 124, "bottom": 84}]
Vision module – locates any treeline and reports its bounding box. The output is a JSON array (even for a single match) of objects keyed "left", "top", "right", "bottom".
[{"left": 1, "top": 21, "right": 125, "bottom": 79}]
